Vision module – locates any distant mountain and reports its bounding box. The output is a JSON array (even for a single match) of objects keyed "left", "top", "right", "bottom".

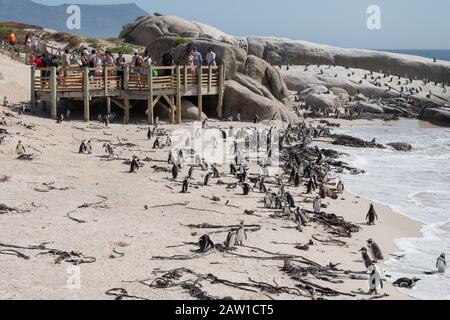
[{"left": 0, "top": 0, "right": 148, "bottom": 38}]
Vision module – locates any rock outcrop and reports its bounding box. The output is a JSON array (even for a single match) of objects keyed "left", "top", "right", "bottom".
[
  {"left": 154, "top": 99, "right": 207, "bottom": 121},
  {"left": 332, "top": 135, "right": 385, "bottom": 149},
  {"left": 119, "top": 14, "right": 450, "bottom": 123},
  {"left": 387, "top": 143, "right": 413, "bottom": 152},
  {"left": 419, "top": 108, "right": 450, "bottom": 127}
]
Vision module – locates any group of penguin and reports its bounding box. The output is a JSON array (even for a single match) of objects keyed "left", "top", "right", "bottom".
[
  {"left": 362, "top": 205, "right": 447, "bottom": 292},
  {"left": 198, "top": 222, "right": 248, "bottom": 253}
]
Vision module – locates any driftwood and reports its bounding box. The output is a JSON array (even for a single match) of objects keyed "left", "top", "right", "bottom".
[
  {"left": 66, "top": 195, "right": 109, "bottom": 223},
  {"left": 0, "top": 242, "right": 95, "bottom": 265},
  {"left": 105, "top": 288, "right": 148, "bottom": 301},
  {"left": 130, "top": 268, "right": 303, "bottom": 300},
  {"left": 0, "top": 204, "right": 30, "bottom": 215},
  {"left": 0, "top": 249, "right": 30, "bottom": 260},
  {"left": 17, "top": 153, "right": 35, "bottom": 161},
  {"left": 152, "top": 249, "right": 216, "bottom": 261},
  {"left": 148, "top": 202, "right": 188, "bottom": 209},
  {"left": 310, "top": 211, "right": 361, "bottom": 237},
  {"left": 33, "top": 182, "right": 71, "bottom": 193},
  {"left": 186, "top": 207, "right": 227, "bottom": 215}
]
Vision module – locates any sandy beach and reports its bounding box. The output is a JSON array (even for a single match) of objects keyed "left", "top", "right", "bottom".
[{"left": 0, "top": 50, "right": 427, "bottom": 300}]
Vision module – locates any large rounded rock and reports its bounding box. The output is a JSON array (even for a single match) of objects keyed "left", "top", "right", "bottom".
[
  {"left": 120, "top": 15, "right": 230, "bottom": 46},
  {"left": 419, "top": 108, "right": 450, "bottom": 127},
  {"left": 243, "top": 55, "right": 289, "bottom": 101},
  {"left": 305, "top": 93, "right": 337, "bottom": 112},
  {"left": 223, "top": 80, "right": 295, "bottom": 122},
  {"left": 387, "top": 143, "right": 412, "bottom": 152},
  {"left": 351, "top": 102, "right": 384, "bottom": 114},
  {"left": 154, "top": 99, "right": 207, "bottom": 120},
  {"left": 248, "top": 36, "right": 450, "bottom": 83}
]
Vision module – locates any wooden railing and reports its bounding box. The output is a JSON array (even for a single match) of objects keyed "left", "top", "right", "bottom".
[
  {"left": 31, "top": 64, "right": 225, "bottom": 124},
  {"left": 32, "top": 65, "right": 221, "bottom": 93}
]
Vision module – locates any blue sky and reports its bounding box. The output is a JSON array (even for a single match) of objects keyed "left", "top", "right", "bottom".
[{"left": 34, "top": 0, "right": 450, "bottom": 49}]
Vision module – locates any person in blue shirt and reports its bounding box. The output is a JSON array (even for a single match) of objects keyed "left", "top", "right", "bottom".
[{"left": 192, "top": 47, "right": 203, "bottom": 68}]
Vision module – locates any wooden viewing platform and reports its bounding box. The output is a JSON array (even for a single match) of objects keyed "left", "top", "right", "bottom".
[{"left": 31, "top": 65, "right": 225, "bottom": 124}]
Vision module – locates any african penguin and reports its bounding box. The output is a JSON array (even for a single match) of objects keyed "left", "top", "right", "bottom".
[{"left": 367, "top": 239, "right": 384, "bottom": 261}]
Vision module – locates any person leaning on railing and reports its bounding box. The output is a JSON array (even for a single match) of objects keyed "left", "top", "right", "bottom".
[
  {"left": 115, "top": 51, "right": 127, "bottom": 89},
  {"left": 206, "top": 47, "right": 217, "bottom": 66}
]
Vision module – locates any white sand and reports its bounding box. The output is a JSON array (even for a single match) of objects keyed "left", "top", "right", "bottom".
[{"left": 0, "top": 53, "right": 421, "bottom": 300}]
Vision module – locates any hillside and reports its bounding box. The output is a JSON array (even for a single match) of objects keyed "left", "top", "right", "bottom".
[{"left": 0, "top": 0, "right": 148, "bottom": 38}]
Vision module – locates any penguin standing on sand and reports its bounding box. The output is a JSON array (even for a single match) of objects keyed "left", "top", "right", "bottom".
[
  {"left": 198, "top": 235, "right": 214, "bottom": 253},
  {"left": 367, "top": 239, "right": 384, "bottom": 262},
  {"left": 359, "top": 247, "right": 373, "bottom": 270},
  {"left": 171, "top": 164, "right": 179, "bottom": 180},
  {"left": 16, "top": 140, "right": 26, "bottom": 155},
  {"left": 129, "top": 157, "right": 140, "bottom": 173},
  {"left": 153, "top": 138, "right": 160, "bottom": 149},
  {"left": 436, "top": 253, "right": 446, "bottom": 273},
  {"left": 337, "top": 179, "right": 344, "bottom": 194},
  {"left": 264, "top": 194, "right": 272, "bottom": 209},
  {"left": 211, "top": 166, "right": 220, "bottom": 178},
  {"left": 306, "top": 177, "right": 315, "bottom": 194},
  {"left": 204, "top": 172, "right": 212, "bottom": 186},
  {"left": 147, "top": 127, "right": 153, "bottom": 140},
  {"left": 224, "top": 231, "right": 237, "bottom": 248},
  {"left": 235, "top": 222, "right": 247, "bottom": 245},
  {"left": 366, "top": 204, "right": 378, "bottom": 225},
  {"left": 368, "top": 266, "right": 383, "bottom": 294},
  {"left": 188, "top": 166, "right": 195, "bottom": 179},
  {"left": 286, "top": 192, "right": 295, "bottom": 208},
  {"left": 103, "top": 143, "right": 114, "bottom": 157},
  {"left": 181, "top": 177, "right": 190, "bottom": 193},
  {"left": 294, "top": 171, "right": 301, "bottom": 188},
  {"left": 78, "top": 140, "right": 87, "bottom": 154},
  {"left": 313, "top": 197, "right": 321, "bottom": 214},
  {"left": 3, "top": 96, "right": 9, "bottom": 107},
  {"left": 86, "top": 140, "right": 92, "bottom": 154},
  {"left": 242, "top": 183, "right": 251, "bottom": 196}
]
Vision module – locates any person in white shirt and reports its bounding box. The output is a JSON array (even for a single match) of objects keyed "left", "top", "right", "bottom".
[{"left": 205, "top": 47, "right": 216, "bottom": 66}]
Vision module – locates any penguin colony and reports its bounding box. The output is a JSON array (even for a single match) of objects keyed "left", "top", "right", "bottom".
[{"left": 4, "top": 90, "right": 447, "bottom": 299}]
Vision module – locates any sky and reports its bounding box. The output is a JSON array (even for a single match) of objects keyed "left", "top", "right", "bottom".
[{"left": 33, "top": 0, "right": 450, "bottom": 49}]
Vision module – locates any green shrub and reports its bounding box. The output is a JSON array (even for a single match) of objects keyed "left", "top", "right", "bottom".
[{"left": 175, "top": 37, "right": 189, "bottom": 47}]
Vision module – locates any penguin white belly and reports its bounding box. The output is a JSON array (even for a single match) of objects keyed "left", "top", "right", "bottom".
[{"left": 437, "top": 259, "right": 446, "bottom": 273}]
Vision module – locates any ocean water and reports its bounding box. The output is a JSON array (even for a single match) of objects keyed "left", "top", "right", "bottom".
[
  {"left": 325, "top": 119, "right": 450, "bottom": 300},
  {"left": 376, "top": 49, "right": 450, "bottom": 62}
]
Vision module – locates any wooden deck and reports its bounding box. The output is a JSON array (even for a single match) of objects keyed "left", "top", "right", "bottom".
[{"left": 32, "top": 65, "right": 225, "bottom": 124}]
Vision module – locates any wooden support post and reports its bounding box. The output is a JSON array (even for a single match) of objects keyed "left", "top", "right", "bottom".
[
  {"left": 50, "top": 67, "right": 57, "bottom": 120},
  {"left": 30, "top": 66, "right": 36, "bottom": 111},
  {"left": 197, "top": 67, "right": 203, "bottom": 121},
  {"left": 106, "top": 97, "right": 111, "bottom": 114},
  {"left": 176, "top": 65, "right": 182, "bottom": 124},
  {"left": 124, "top": 99, "right": 130, "bottom": 122},
  {"left": 103, "top": 66, "right": 108, "bottom": 96},
  {"left": 184, "top": 66, "right": 188, "bottom": 92},
  {"left": 124, "top": 65, "right": 130, "bottom": 91},
  {"left": 83, "top": 67, "right": 90, "bottom": 122},
  {"left": 208, "top": 65, "right": 212, "bottom": 93},
  {"left": 148, "top": 65, "right": 154, "bottom": 124},
  {"left": 217, "top": 65, "right": 225, "bottom": 119},
  {"left": 123, "top": 65, "right": 130, "bottom": 122}
]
